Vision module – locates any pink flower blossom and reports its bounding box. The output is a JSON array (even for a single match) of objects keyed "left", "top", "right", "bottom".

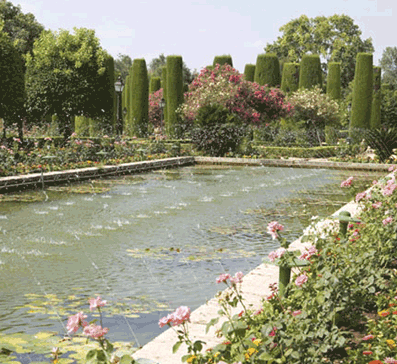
[
  {"left": 384, "top": 358, "right": 397, "bottom": 364},
  {"left": 83, "top": 324, "right": 109, "bottom": 339},
  {"left": 355, "top": 191, "right": 367, "bottom": 202},
  {"left": 216, "top": 273, "right": 231, "bottom": 284},
  {"left": 362, "top": 334, "right": 375, "bottom": 340},
  {"left": 389, "top": 165, "right": 397, "bottom": 172},
  {"left": 267, "top": 221, "right": 284, "bottom": 239},
  {"left": 295, "top": 274, "right": 308, "bottom": 287},
  {"left": 170, "top": 306, "right": 191, "bottom": 326},
  {"left": 88, "top": 296, "right": 107, "bottom": 311},
  {"left": 291, "top": 310, "right": 302, "bottom": 316},
  {"left": 158, "top": 314, "right": 173, "bottom": 328},
  {"left": 66, "top": 312, "right": 88, "bottom": 334},
  {"left": 269, "top": 327, "right": 277, "bottom": 336},
  {"left": 372, "top": 201, "right": 382, "bottom": 209},
  {"left": 254, "top": 308, "right": 263, "bottom": 315},
  {"left": 340, "top": 176, "right": 353, "bottom": 187},
  {"left": 298, "top": 246, "right": 317, "bottom": 260},
  {"left": 268, "top": 248, "right": 286, "bottom": 262},
  {"left": 383, "top": 216, "right": 393, "bottom": 226},
  {"left": 230, "top": 271, "right": 244, "bottom": 284}
]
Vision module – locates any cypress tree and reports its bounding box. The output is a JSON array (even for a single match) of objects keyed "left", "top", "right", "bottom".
[
  {"left": 206, "top": 65, "right": 214, "bottom": 71},
  {"left": 149, "top": 76, "right": 161, "bottom": 94},
  {"left": 166, "top": 55, "right": 184, "bottom": 138},
  {"left": 254, "top": 53, "right": 281, "bottom": 87},
  {"left": 213, "top": 55, "right": 233, "bottom": 67},
  {"left": 122, "top": 74, "right": 130, "bottom": 134},
  {"left": 281, "top": 63, "right": 300, "bottom": 93},
  {"left": 74, "top": 116, "right": 90, "bottom": 136},
  {"left": 370, "top": 66, "right": 382, "bottom": 129},
  {"left": 244, "top": 64, "right": 256, "bottom": 82},
  {"left": 161, "top": 66, "right": 168, "bottom": 128},
  {"left": 326, "top": 62, "right": 341, "bottom": 100},
  {"left": 130, "top": 58, "right": 148, "bottom": 137},
  {"left": 350, "top": 53, "right": 373, "bottom": 140},
  {"left": 299, "top": 54, "right": 322, "bottom": 90}
]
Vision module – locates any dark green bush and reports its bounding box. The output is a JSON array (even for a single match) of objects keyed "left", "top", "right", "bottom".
[
  {"left": 254, "top": 53, "right": 281, "bottom": 87},
  {"left": 299, "top": 54, "right": 322, "bottom": 90},
  {"left": 190, "top": 104, "right": 245, "bottom": 156},
  {"left": 243, "top": 64, "right": 255, "bottom": 82},
  {"left": 370, "top": 66, "right": 382, "bottom": 129},
  {"left": 381, "top": 87, "right": 397, "bottom": 127},
  {"left": 281, "top": 63, "right": 300, "bottom": 93},
  {"left": 326, "top": 62, "right": 341, "bottom": 100},
  {"left": 213, "top": 55, "right": 233, "bottom": 67}
]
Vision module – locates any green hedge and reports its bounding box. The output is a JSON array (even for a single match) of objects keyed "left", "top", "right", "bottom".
[
  {"left": 299, "top": 54, "right": 322, "bottom": 90},
  {"left": 281, "top": 63, "right": 300, "bottom": 93},
  {"left": 213, "top": 55, "right": 233, "bottom": 67},
  {"left": 254, "top": 53, "right": 281, "bottom": 87},
  {"left": 244, "top": 64, "right": 256, "bottom": 82},
  {"left": 326, "top": 62, "right": 341, "bottom": 100},
  {"left": 370, "top": 66, "right": 382, "bottom": 129},
  {"left": 149, "top": 76, "right": 161, "bottom": 94}
]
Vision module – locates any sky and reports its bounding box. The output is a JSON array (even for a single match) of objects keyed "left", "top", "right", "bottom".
[{"left": 13, "top": 0, "right": 395, "bottom": 74}]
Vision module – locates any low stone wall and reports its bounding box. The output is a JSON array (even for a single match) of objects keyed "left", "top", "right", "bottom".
[
  {"left": 0, "top": 156, "right": 392, "bottom": 194},
  {"left": 0, "top": 157, "right": 195, "bottom": 193}
]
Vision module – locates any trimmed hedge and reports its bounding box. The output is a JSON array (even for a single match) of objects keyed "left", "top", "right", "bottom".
[
  {"left": 149, "top": 76, "right": 161, "bottom": 94},
  {"left": 244, "top": 64, "right": 256, "bottom": 82},
  {"left": 213, "top": 55, "right": 233, "bottom": 67},
  {"left": 299, "top": 54, "right": 322, "bottom": 90},
  {"left": 326, "top": 62, "right": 341, "bottom": 100},
  {"left": 161, "top": 66, "right": 168, "bottom": 128},
  {"left": 370, "top": 66, "right": 382, "bottom": 129},
  {"left": 281, "top": 63, "right": 300, "bottom": 93},
  {"left": 130, "top": 58, "right": 149, "bottom": 137},
  {"left": 254, "top": 53, "right": 281, "bottom": 87},
  {"left": 350, "top": 53, "right": 373, "bottom": 140},
  {"left": 166, "top": 55, "right": 184, "bottom": 138}
]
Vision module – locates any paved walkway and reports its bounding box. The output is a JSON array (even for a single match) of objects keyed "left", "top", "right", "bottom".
[{"left": 132, "top": 198, "right": 361, "bottom": 364}]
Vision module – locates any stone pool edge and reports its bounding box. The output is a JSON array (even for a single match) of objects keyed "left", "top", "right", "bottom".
[
  {"left": 0, "top": 156, "right": 392, "bottom": 194},
  {"left": 130, "top": 164, "right": 392, "bottom": 364}
]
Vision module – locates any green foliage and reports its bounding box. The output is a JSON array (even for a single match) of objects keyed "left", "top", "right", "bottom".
[
  {"left": 149, "top": 76, "right": 161, "bottom": 94},
  {"left": 349, "top": 53, "right": 373, "bottom": 141},
  {"left": 370, "top": 66, "right": 382, "bottom": 129},
  {"left": 381, "top": 87, "right": 397, "bottom": 127},
  {"left": 25, "top": 27, "right": 109, "bottom": 139},
  {"left": 190, "top": 104, "right": 246, "bottom": 156},
  {"left": 166, "top": 55, "right": 184, "bottom": 138},
  {"left": 0, "top": 0, "right": 44, "bottom": 68},
  {"left": 380, "top": 47, "right": 397, "bottom": 88},
  {"left": 130, "top": 58, "right": 149, "bottom": 137},
  {"left": 213, "top": 55, "right": 233, "bottom": 67},
  {"left": 243, "top": 64, "right": 256, "bottom": 82},
  {"left": 254, "top": 53, "right": 281, "bottom": 87},
  {"left": 0, "top": 22, "right": 25, "bottom": 135},
  {"left": 299, "top": 54, "right": 322, "bottom": 90},
  {"left": 281, "top": 63, "right": 300, "bottom": 93},
  {"left": 326, "top": 62, "right": 341, "bottom": 100},
  {"left": 161, "top": 66, "right": 168, "bottom": 127},
  {"left": 364, "top": 126, "right": 397, "bottom": 162},
  {"left": 114, "top": 53, "right": 132, "bottom": 81},
  {"left": 265, "top": 14, "right": 374, "bottom": 88}
]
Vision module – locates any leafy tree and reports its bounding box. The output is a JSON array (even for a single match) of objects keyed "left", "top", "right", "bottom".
[
  {"left": 114, "top": 53, "right": 132, "bottom": 81},
  {"left": 380, "top": 47, "right": 397, "bottom": 88},
  {"left": 0, "top": 0, "right": 44, "bottom": 67},
  {"left": 148, "top": 53, "right": 197, "bottom": 87},
  {"left": 25, "top": 27, "right": 110, "bottom": 139},
  {"left": 265, "top": 14, "right": 374, "bottom": 88},
  {"left": 0, "top": 21, "right": 25, "bottom": 139}
]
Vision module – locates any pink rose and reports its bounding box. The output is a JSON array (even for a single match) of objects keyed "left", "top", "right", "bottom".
[
  {"left": 298, "top": 246, "right": 317, "bottom": 260},
  {"left": 83, "top": 324, "right": 109, "bottom": 339},
  {"left": 295, "top": 274, "right": 308, "bottom": 287},
  {"left": 372, "top": 201, "right": 382, "bottom": 209},
  {"left": 216, "top": 273, "right": 231, "bottom": 284},
  {"left": 340, "top": 176, "right": 353, "bottom": 187},
  {"left": 230, "top": 271, "right": 244, "bottom": 284},
  {"left": 158, "top": 314, "right": 173, "bottom": 328},
  {"left": 291, "top": 310, "right": 302, "bottom": 316},
  {"left": 66, "top": 312, "right": 88, "bottom": 334},
  {"left": 362, "top": 334, "right": 374, "bottom": 340},
  {"left": 268, "top": 248, "right": 286, "bottom": 262},
  {"left": 355, "top": 192, "right": 367, "bottom": 202},
  {"left": 171, "top": 306, "right": 191, "bottom": 326},
  {"left": 384, "top": 358, "right": 397, "bottom": 364},
  {"left": 383, "top": 216, "right": 393, "bottom": 225},
  {"left": 267, "top": 221, "right": 284, "bottom": 240},
  {"left": 88, "top": 296, "right": 107, "bottom": 311}
]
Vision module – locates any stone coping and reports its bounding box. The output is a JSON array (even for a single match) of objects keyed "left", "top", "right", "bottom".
[{"left": 0, "top": 156, "right": 392, "bottom": 194}]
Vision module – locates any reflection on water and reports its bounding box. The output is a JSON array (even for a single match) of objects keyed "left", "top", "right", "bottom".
[{"left": 0, "top": 165, "right": 384, "bottom": 348}]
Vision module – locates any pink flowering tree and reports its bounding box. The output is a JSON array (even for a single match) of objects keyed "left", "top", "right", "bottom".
[{"left": 177, "top": 64, "right": 293, "bottom": 127}]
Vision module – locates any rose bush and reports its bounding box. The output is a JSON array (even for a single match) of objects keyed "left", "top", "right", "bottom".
[{"left": 177, "top": 64, "right": 293, "bottom": 129}]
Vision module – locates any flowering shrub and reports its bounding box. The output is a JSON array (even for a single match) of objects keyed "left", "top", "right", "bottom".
[
  {"left": 287, "top": 86, "right": 340, "bottom": 129},
  {"left": 177, "top": 64, "right": 293, "bottom": 128},
  {"left": 148, "top": 88, "right": 164, "bottom": 130}
]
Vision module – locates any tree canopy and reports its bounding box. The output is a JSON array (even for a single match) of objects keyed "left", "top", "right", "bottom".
[
  {"left": 114, "top": 53, "right": 133, "bottom": 81},
  {"left": 265, "top": 14, "right": 374, "bottom": 88},
  {"left": 380, "top": 47, "right": 397, "bottom": 88},
  {"left": 0, "top": 21, "right": 25, "bottom": 134},
  {"left": 0, "top": 0, "right": 44, "bottom": 65},
  {"left": 25, "top": 27, "right": 110, "bottom": 138}
]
